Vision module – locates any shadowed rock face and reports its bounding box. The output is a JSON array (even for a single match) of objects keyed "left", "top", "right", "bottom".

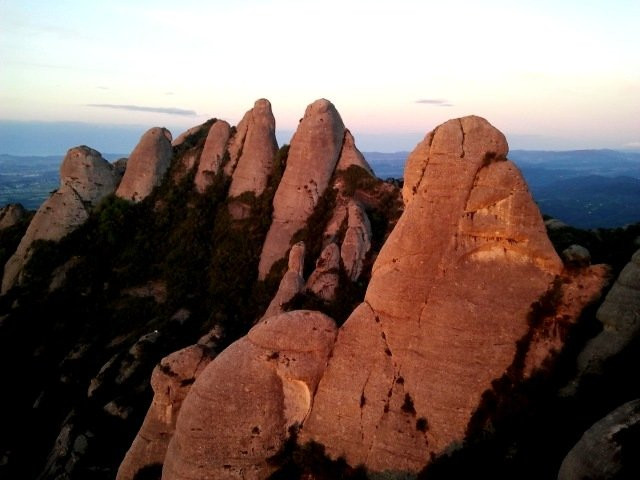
[
  {"left": 341, "top": 200, "right": 372, "bottom": 281},
  {"left": 558, "top": 399, "right": 640, "bottom": 480},
  {"left": 574, "top": 249, "right": 640, "bottom": 380},
  {"left": 299, "top": 116, "right": 573, "bottom": 471},
  {"left": 162, "top": 311, "right": 337, "bottom": 480},
  {"left": 258, "top": 99, "right": 345, "bottom": 279},
  {"left": 116, "top": 127, "right": 173, "bottom": 202},
  {"left": 2, "top": 146, "right": 118, "bottom": 294},
  {"left": 116, "top": 345, "right": 215, "bottom": 480},
  {"left": 0, "top": 204, "right": 26, "bottom": 230}
]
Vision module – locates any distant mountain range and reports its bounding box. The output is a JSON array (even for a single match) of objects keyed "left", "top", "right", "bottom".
[{"left": 1, "top": 149, "right": 639, "bottom": 228}]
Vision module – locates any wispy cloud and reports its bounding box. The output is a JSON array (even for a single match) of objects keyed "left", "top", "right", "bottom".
[
  {"left": 415, "top": 99, "right": 454, "bottom": 107},
  {"left": 97, "top": 86, "right": 109, "bottom": 90},
  {"left": 165, "top": 91, "right": 175, "bottom": 96},
  {"left": 86, "top": 104, "right": 196, "bottom": 116}
]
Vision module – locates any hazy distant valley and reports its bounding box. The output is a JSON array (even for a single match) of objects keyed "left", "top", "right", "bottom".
[{"left": 3, "top": 149, "right": 639, "bottom": 228}]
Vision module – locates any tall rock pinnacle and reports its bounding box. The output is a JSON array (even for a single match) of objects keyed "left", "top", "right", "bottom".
[
  {"left": 227, "top": 99, "right": 278, "bottom": 199},
  {"left": 299, "top": 116, "right": 576, "bottom": 471},
  {"left": 258, "top": 99, "right": 345, "bottom": 279},
  {"left": 116, "top": 127, "right": 173, "bottom": 202},
  {"left": 2, "top": 146, "right": 119, "bottom": 293}
]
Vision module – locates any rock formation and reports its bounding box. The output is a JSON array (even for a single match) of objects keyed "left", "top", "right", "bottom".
[
  {"left": 162, "top": 311, "right": 337, "bottom": 480},
  {"left": 299, "top": 116, "right": 602, "bottom": 472},
  {"left": 114, "top": 109, "right": 610, "bottom": 479},
  {"left": 258, "top": 99, "right": 345, "bottom": 279},
  {"left": 2, "top": 146, "right": 119, "bottom": 294},
  {"left": 0, "top": 203, "right": 26, "bottom": 230},
  {"left": 227, "top": 99, "right": 278, "bottom": 199},
  {"left": 306, "top": 242, "right": 341, "bottom": 301},
  {"left": 574, "top": 249, "right": 640, "bottom": 379},
  {"left": 340, "top": 200, "right": 372, "bottom": 281},
  {"left": 558, "top": 399, "right": 640, "bottom": 480},
  {"left": 194, "top": 120, "right": 231, "bottom": 193},
  {"left": 261, "top": 242, "right": 306, "bottom": 320},
  {"left": 116, "top": 127, "right": 173, "bottom": 202},
  {"left": 336, "top": 130, "right": 373, "bottom": 174},
  {"left": 116, "top": 345, "right": 215, "bottom": 480}
]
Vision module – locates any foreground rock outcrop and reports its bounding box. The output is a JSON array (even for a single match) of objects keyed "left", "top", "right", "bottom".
[
  {"left": 162, "top": 311, "right": 337, "bottom": 480},
  {"left": 2, "top": 146, "right": 119, "bottom": 293},
  {"left": 116, "top": 127, "right": 173, "bottom": 202},
  {"left": 116, "top": 345, "right": 215, "bottom": 480},
  {"left": 299, "top": 116, "right": 604, "bottom": 472}
]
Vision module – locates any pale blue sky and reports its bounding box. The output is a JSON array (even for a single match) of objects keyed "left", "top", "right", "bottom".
[{"left": 1, "top": 0, "right": 639, "bottom": 154}]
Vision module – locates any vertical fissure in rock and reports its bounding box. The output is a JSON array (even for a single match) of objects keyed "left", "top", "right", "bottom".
[{"left": 458, "top": 118, "right": 466, "bottom": 159}]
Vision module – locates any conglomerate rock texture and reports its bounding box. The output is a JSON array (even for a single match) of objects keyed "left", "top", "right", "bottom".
[
  {"left": 299, "top": 116, "right": 597, "bottom": 472},
  {"left": 161, "top": 311, "right": 337, "bottom": 480},
  {"left": 116, "top": 127, "right": 173, "bottom": 202},
  {"left": 258, "top": 99, "right": 345, "bottom": 279},
  {"left": 2, "top": 146, "right": 119, "bottom": 293}
]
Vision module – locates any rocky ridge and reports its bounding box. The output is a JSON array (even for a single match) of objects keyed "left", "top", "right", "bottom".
[
  {"left": 1, "top": 146, "right": 119, "bottom": 293},
  {"left": 0, "top": 99, "right": 634, "bottom": 480}
]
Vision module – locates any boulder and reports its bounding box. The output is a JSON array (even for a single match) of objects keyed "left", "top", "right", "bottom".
[
  {"left": 60, "top": 146, "right": 119, "bottom": 204},
  {"left": 340, "top": 200, "right": 372, "bottom": 281},
  {"left": 194, "top": 120, "right": 231, "bottom": 193},
  {"left": 162, "top": 311, "right": 337, "bottom": 480},
  {"left": 558, "top": 399, "right": 640, "bottom": 480},
  {"left": 258, "top": 99, "right": 345, "bottom": 279},
  {"left": 562, "top": 244, "right": 591, "bottom": 267},
  {"left": 116, "top": 345, "right": 215, "bottom": 480},
  {"left": 0, "top": 203, "right": 26, "bottom": 230},
  {"left": 261, "top": 242, "right": 306, "bottom": 320},
  {"left": 116, "top": 127, "right": 173, "bottom": 202},
  {"left": 306, "top": 242, "right": 341, "bottom": 301},
  {"left": 2, "top": 146, "right": 118, "bottom": 294},
  {"left": 300, "top": 116, "right": 600, "bottom": 472}
]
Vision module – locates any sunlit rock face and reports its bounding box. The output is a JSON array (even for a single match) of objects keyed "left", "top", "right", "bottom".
[
  {"left": 161, "top": 311, "right": 337, "bottom": 480},
  {"left": 194, "top": 120, "right": 231, "bottom": 193},
  {"left": 299, "top": 116, "right": 601, "bottom": 473},
  {"left": 227, "top": 99, "right": 278, "bottom": 199},
  {"left": 2, "top": 146, "right": 119, "bottom": 294},
  {"left": 258, "top": 99, "right": 345, "bottom": 279},
  {"left": 116, "top": 127, "right": 173, "bottom": 202}
]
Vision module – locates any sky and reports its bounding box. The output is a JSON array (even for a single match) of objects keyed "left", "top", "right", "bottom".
[{"left": 1, "top": 0, "right": 639, "bottom": 155}]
